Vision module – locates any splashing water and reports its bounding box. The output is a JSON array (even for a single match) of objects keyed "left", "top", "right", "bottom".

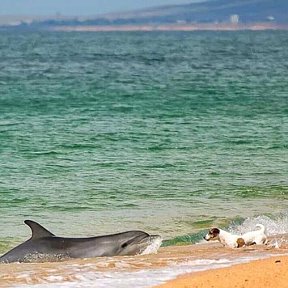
[
  {"left": 230, "top": 213, "right": 288, "bottom": 236},
  {"left": 141, "top": 237, "right": 163, "bottom": 255}
]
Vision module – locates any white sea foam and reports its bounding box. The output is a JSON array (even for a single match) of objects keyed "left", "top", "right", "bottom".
[
  {"left": 141, "top": 237, "right": 163, "bottom": 255},
  {"left": 230, "top": 214, "right": 288, "bottom": 236}
]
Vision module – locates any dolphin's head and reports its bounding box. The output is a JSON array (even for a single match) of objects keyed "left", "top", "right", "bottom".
[{"left": 117, "top": 231, "right": 162, "bottom": 256}]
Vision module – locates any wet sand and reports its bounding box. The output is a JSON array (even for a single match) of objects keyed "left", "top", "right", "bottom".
[
  {"left": 0, "top": 239, "right": 288, "bottom": 287},
  {"left": 155, "top": 255, "right": 288, "bottom": 288}
]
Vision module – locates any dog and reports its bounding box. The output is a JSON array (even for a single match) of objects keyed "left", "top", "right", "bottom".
[
  {"left": 204, "top": 224, "right": 268, "bottom": 248},
  {"left": 204, "top": 227, "right": 245, "bottom": 248},
  {"left": 241, "top": 224, "right": 268, "bottom": 245}
]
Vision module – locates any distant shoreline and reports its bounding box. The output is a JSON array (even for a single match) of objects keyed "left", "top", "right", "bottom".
[{"left": 52, "top": 23, "right": 288, "bottom": 32}]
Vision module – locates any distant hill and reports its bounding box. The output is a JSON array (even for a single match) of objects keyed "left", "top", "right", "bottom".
[
  {"left": 98, "top": 0, "right": 288, "bottom": 24},
  {"left": 3, "top": 0, "right": 288, "bottom": 29}
]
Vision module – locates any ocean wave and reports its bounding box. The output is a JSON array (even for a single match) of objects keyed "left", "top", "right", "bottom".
[{"left": 229, "top": 213, "right": 288, "bottom": 236}]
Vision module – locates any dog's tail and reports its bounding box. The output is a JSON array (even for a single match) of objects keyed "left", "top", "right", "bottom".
[{"left": 256, "top": 224, "right": 266, "bottom": 232}]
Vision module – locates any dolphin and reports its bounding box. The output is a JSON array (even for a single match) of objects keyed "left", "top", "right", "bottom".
[{"left": 0, "top": 220, "right": 162, "bottom": 263}]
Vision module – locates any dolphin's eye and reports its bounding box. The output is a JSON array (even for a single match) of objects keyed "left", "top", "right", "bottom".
[{"left": 121, "top": 242, "right": 128, "bottom": 249}]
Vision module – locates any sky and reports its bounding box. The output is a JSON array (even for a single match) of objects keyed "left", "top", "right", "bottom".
[{"left": 0, "top": 0, "right": 204, "bottom": 16}]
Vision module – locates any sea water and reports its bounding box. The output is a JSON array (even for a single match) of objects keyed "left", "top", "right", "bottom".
[{"left": 0, "top": 30, "right": 288, "bottom": 286}]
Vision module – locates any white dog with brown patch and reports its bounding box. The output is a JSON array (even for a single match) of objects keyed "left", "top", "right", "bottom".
[
  {"left": 204, "top": 224, "right": 267, "bottom": 248},
  {"left": 203, "top": 227, "right": 245, "bottom": 248}
]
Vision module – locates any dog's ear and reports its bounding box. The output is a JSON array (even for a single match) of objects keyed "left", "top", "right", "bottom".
[
  {"left": 210, "top": 228, "right": 220, "bottom": 235},
  {"left": 237, "top": 238, "right": 245, "bottom": 248}
]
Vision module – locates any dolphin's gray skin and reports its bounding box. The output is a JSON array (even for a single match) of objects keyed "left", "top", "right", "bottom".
[{"left": 0, "top": 220, "right": 162, "bottom": 263}]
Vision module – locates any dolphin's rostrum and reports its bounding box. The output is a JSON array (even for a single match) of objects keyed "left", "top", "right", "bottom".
[{"left": 0, "top": 220, "right": 162, "bottom": 263}]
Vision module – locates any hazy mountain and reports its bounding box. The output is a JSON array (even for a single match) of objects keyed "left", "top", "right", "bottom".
[
  {"left": 100, "top": 0, "right": 287, "bottom": 24},
  {"left": 3, "top": 0, "right": 288, "bottom": 28}
]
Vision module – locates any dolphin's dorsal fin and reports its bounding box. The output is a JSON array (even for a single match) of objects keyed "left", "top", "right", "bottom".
[{"left": 24, "top": 220, "right": 55, "bottom": 239}]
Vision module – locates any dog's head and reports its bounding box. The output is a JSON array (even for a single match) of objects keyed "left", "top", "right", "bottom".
[{"left": 204, "top": 228, "right": 220, "bottom": 241}]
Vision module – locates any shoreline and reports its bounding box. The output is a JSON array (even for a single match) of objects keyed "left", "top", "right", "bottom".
[
  {"left": 155, "top": 255, "right": 288, "bottom": 288},
  {"left": 51, "top": 23, "right": 288, "bottom": 32},
  {"left": 1, "top": 239, "right": 288, "bottom": 287}
]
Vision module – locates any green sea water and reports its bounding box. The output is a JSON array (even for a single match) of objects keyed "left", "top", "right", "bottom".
[{"left": 0, "top": 31, "right": 288, "bottom": 250}]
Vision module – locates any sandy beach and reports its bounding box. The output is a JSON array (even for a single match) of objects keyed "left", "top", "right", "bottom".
[{"left": 155, "top": 255, "right": 288, "bottom": 288}]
